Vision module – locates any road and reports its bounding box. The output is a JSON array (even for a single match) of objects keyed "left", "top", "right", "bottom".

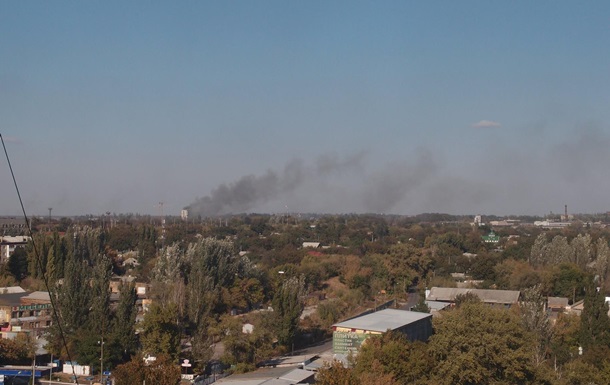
[{"left": 400, "top": 288, "right": 421, "bottom": 311}]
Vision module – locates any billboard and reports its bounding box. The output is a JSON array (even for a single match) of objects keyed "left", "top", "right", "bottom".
[{"left": 332, "top": 332, "right": 369, "bottom": 355}]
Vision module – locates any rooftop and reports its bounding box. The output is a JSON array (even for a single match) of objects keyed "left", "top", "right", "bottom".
[
  {"left": 333, "top": 309, "right": 431, "bottom": 333},
  {"left": 427, "top": 287, "right": 520, "bottom": 304}
]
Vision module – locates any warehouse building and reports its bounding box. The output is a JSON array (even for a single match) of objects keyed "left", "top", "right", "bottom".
[{"left": 331, "top": 309, "right": 432, "bottom": 356}]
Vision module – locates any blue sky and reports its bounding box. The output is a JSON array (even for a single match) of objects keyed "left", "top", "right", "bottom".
[{"left": 1, "top": 1, "right": 609, "bottom": 217}]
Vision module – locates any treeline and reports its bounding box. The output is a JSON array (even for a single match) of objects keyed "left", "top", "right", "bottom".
[
  {"left": 5, "top": 214, "right": 610, "bottom": 382},
  {"left": 319, "top": 289, "right": 610, "bottom": 385}
]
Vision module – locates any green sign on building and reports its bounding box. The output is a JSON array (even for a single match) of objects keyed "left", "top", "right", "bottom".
[{"left": 333, "top": 332, "right": 369, "bottom": 355}]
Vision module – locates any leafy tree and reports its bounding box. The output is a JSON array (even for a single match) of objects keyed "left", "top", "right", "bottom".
[
  {"left": 48, "top": 249, "right": 93, "bottom": 358},
  {"left": 453, "top": 292, "right": 481, "bottom": 307},
  {"left": 0, "top": 333, "right": 35, "bottom": 365},
  {"left": 547, "top": 235, "right": 572, "bottom": 265},
  {"left": 529, "top": 234, "right": 548, "bottom": 267},
  {"left": 317, "top": 299, "right": 347, "bottom": 329},
  {"left": 8, "top": 245, "right": 28, "bottom": 281},
  {"left": 469, "top": 253, "right": 499, "bottom": 281},
  {"left": 89, "top": 254, "right": 112, "bottom": 335},
  {"left": 114, "top": 354, "right": 180, "bottom": 385},
  {"left": 140, "top": 302, "right": 181, "bottom": 361},
  {"left": 137, "top": 224, "right": 157, "bottom": 261},
  {"left": 316, "top": 360, "right": 356, "bottom": 385},
  {"left": 579, "top": 284, "right": 610, "bottom": 355},
  {"left": 45, "top": 246, "right": 57, "bottom": 283},
  {"left": 494, "top": 259, "right": 541, "bottom": 290},
  {"left": 519, "top": 285, "right": 553, "bottom": 366},
  {"left": 594, "top": 237, "right": 609, "bottom": 285},
  {"left": 429, "top": 301, "right": 536, "bottom": 385},
  {"left": 186, "top": 238, "right": 239, "bottom": 323},
  {"left": 107, "top": 224, "right": 138, "bottom": 251},
  {"left": 557, "top": 359, "right": 610, "bottom": 385},
  {"left": 550, "top": 263, "right": 586, "bottom": 302},
  {"left": 354, "top": 332, "right": 431, "bottom": 385},
  {"left": 108, "top": 282, "right": 138, "bottom": 365},
  {"left": 151, "top": 243, "right": 189, "bottom": 318},
  {"left": 113, "top": 355, "right": 145, "bottom": 385},
  {"left": 549, "top": 313, "right": 580, "bottom": 366},
  {"left": 272, "top": 275, "right": 306, "bottom": 347},
  {"left": 570, "top": 233, "right": 592, "bottom": 269}
]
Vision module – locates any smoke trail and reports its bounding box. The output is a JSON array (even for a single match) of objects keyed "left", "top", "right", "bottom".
[{"left": 186, "top": 152, "right": 366, "bottom": 217}]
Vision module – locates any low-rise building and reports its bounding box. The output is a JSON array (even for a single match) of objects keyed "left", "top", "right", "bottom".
[
  {"left": 0, "top": 236, "right": 30, "bottom": 264},
  {"left": 426, "top": 287, "right": 520, "bottom": 308},
  {"left": 331, "top": 309, "right": 433, "bottom": 356}
]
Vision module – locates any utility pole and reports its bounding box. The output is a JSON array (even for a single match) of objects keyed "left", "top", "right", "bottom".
[
  {"left": 49, "top": 353, "right": 53, "bottom": 384},
  {"left": 99, "top": 337, "right": 105, "bottom": 385},
  {"left": 157, "top": 202, "right": 166, "bottom": 249}
]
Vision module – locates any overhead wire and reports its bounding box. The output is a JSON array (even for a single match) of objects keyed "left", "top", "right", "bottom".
[{"left": 0, "top": 133, "right": 80, "bottom": 385}]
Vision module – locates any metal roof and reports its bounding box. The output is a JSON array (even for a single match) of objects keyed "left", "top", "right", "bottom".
[
  {"left": 0, "top": 286, "right": 26, "bottom": 294},
  {"left": 425, "top": 300, "right": 451, "bottom": 311},
  {"left": 23, "top": 291, "right": 50, "bottom": 301},
  {"left": 278, "top": 369, "right": 315, "bottom": 383},
  {"left": 216, "top": 367, "right": 311, "bottom": 385},
  {"left": 332, "top": 309, "right": 431, "bottom": 332},
  {"left": 426, "top": 287, "right": 520, "bottom": 304}
]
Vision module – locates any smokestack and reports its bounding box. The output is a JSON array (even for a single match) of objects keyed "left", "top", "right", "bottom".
[{"left": 565, "top": 204, "right": 568, "bottom": 221}]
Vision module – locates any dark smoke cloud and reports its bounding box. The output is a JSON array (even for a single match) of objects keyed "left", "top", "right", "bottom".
[
  {"left": 187, "top": 152, "right": 366, "bottom": 217},
  {"left": 186, "top": 125, "right": 610, "bottom": 217}
]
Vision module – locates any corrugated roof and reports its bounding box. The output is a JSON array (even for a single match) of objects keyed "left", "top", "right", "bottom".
[
  {"left": 427, "top": 287, "right": 520, "bottom": 304},
  {"left": 332, "top": 309, "right": 431, "bottom": 332},
  {"left": 278, "top": 369, "right": 315, "bottom": 383}
]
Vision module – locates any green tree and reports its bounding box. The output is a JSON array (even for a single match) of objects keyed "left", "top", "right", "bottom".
[
  {"left": 519, "top": 285, "right": 553, "bottom": 367},
  {"left": 7, "top": 245, "right": 28, "bottom": 281},
  {"left": 429, "top": 301, "right": 536, "bottom": 385},
  {"left": 108, "top": 282, "right": 138, "bottom": 365},
  {"left": 594, "top": 237, "right": 609, "bottom": 285},
  {"left": 529, "top": 234, "right": 548, "bottom": 267},
  {"left": 272, "top": 275, "right": 306, "bottom": 347},
  {"left": 48, "top": 250, "right": 93, "bottom": 358},
  {"left": 570, "top": 233, "right": 592, "bottom": 269},
  {"left": 0, "top": 333, "right": 35, "bottom": 365},
  {"left": 547, "top": 262, "right": 586, "bottom": 301},
  {"left": 140, "top": 302, "right": 181, "bottom": 361},
  {"left": 579, "top": 284, "right": 610, "bottom": 354},
  {"left": 549, "top": 313, "right": 580, "bottom": 366},
  {"left": 316, "top": 361, "right": 356, "bottom": 385},
  {"left": 354, "top": 332, "right": 431, "bottom": 385}
]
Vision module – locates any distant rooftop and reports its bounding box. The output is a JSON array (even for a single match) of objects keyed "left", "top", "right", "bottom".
[
  {"left": 0, "top": 286, "right": 26, "bottom": 294},
  {"left": 427, "top": 287, "right": 520, "bottom": 304}
]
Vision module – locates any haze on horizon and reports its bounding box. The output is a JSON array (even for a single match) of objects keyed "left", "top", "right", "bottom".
[{"left": 1, "top": 2, "right": 609, "bottom": 218}]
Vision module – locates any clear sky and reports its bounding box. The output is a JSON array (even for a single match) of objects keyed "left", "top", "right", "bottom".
[{"left": 1, "top": 1, "right": 609, "bottom": 217}]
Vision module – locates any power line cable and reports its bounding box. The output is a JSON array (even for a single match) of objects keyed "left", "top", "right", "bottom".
[{"left": 0, "top": 133, "right": 80, "bottom": 385}]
